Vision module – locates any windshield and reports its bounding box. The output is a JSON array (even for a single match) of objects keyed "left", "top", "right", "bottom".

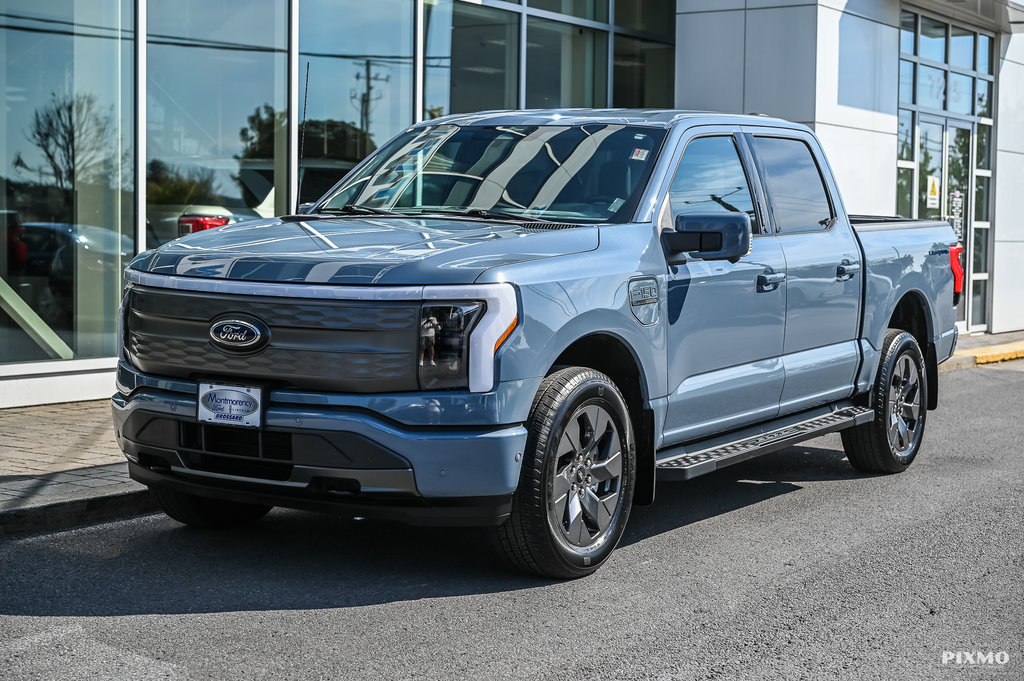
[{"left": 318, "top": 124, "right": 667, "bottom": 223}]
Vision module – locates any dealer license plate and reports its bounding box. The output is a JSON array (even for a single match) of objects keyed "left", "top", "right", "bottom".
[{"left": 197, "top": 383, "right": 262, "bottom": 428}]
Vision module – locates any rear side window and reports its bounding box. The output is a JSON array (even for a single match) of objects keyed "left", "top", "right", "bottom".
[
  {"left": 752, "top": 137, "right": 832, "bottom": 234},
  {"left": 668, "top": 136, "right": 757, "bottom": 230}
]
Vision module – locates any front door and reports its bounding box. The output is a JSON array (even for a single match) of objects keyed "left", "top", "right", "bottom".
[{"left": 661, "top": 131, "right": 787, "bottom": 446}]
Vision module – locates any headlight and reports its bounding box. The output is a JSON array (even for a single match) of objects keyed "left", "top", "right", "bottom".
[{"left": 418, "top": 303, "right": 484, "bottom": 390}]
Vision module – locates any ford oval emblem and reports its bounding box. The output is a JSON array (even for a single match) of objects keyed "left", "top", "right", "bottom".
[{"left": 209, "top": 319, "right": 263, "bottom": 350}]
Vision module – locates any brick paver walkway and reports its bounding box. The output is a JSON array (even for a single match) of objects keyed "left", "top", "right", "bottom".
[{"left": 0, "top": 400, "right": 128, "bottom": 509}]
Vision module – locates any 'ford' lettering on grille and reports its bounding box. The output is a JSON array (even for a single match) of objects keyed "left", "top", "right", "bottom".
[{"left": 209, "top": 319, "right": 262, "bottom": 349}]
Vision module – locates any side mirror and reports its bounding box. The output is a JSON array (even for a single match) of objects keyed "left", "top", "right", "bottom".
[
  {"left": 662, "top": 212, "right": 752, "bottom": 264},
  {"left": 296, "top": 202, "right": 316, "bottom": 214}
]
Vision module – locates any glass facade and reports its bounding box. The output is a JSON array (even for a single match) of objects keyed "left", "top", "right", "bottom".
[
  {"left": 0, "top": 0, "right": 674, "bottom": 377},
  {"left": 895, "top": 9, "right": 995, "bottom": 329},
  {"left": 1, "top": 2, "right": 134, "bottom": 364}
]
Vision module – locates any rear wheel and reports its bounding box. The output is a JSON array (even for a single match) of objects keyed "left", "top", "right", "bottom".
[
  {"left": 842, "top": 329, "right": 927, "bottom": 473},
  {"left": 491, "top": 367, "right": 636, "bottom": 579},
  {"left": 151, "top": 487, "right": 272, "bottom": 528}
]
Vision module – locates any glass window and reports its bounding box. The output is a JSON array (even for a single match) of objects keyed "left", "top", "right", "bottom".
[
  {"left": 976, "top": 80, "right": 992, "bottom": 117},
  {"left": 975, "top": 176, "right": 990, "bottom": 222},
  {"left": 949, "top": 26, "right": 974, "bottom": 70},
  {"left": 298, "top": 0, "right": 413, "bottom": 204},
  {"left": 752, "top": 137, "right": 832, "bottom": 234},
  {"left": 424, "top": 2, "right": 518, "bottom": 120},
  {"left": 898, "top": 110, "right": 914, "bottom": 161},
  {"left": 148, "top": 1, "right": 287, "bottom": 244},
  {"left": 613, "top": 36, "right": 674, "bottom": 108},
  {"left": 668, "top": 137, "right": 756, "bottom": 229},
  {"left": 947, "top": 127, "right": 970, "bottom": 219},
  {"left": 897, "top": 168, "right": 914, "bottom": 218},
  {"left": 947, "top": 73, "right": 973, "bottom": 115},
  {"left": 900, "top": 11, "right": 916, "bottom": 55},
  {"left": 0, "top": 2, "right": 134, "bottom": 365},
  {"left": 529, "top": 0, "right": 608, "bottom": 23},
  {"left": 899, "top": 60, "right": 915, "bottom": 104},
  {"left": 978, "top": 34, "right": 992, "bottom": 75},
  {"left": 973, "top": 227, "right": 989, "bottom": 273},
  {"left": 919, "top": 17, "right": 947, "bottom": 63},
  {"left": 917, "top": 65, "right": 945, "bottom": 109},
  {"left": 615, "top": 0, "right": 674, "bottom": 42},
  {"left": 526, "top": 18, "right": 608, "bottom": 108},
  {"left": 971, "top": 280, "right": 987, "bottom": 326},
  {"left": 321, "top": 124, "right": 667, "bottom": 224},
  {"left": 977, "top": 124, "right": 992, "bottom": 170},
  {"left": 917, "top": 121, "right": 943, "bottom": 220}
]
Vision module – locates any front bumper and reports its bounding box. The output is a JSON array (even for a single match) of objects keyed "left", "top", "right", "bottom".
[{"left": 112, "top": 372, "right": 530, "bottom": 526}]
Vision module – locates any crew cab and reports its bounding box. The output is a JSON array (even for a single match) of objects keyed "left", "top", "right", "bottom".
[{"left": 113, "top": 110, "right": 961, "bottom": 578}]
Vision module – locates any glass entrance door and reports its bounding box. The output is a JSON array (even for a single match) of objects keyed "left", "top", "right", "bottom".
[{"left": 917, "top": 115, "right": 980, "bottom": 329}]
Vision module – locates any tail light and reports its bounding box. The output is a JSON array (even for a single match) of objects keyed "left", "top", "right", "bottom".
[
  {"left": 178, "top": 215, "right": 230, "bottom": 235},
  {"left": 949, "top": 243, "right": 964, "bottom": 306}
]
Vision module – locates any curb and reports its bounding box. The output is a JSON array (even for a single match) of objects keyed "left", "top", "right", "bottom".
[
  {"left": 941, "top": 340, "right": 1024, "bottom": 373},
  {"left": 0, "top": 488, "right": 157, "bottom": 539}
]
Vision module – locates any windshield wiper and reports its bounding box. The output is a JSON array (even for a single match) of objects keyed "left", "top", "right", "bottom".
[
  {"left": 319, "top": 204, "right": 401, "bottom": 216},
  {"left": 419, "top": 207, "right": 552, "bottom": 223}
]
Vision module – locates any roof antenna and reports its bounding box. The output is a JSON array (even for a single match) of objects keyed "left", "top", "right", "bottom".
[{"left": 296, "top": 61, "right": 310, "bottom": 213}]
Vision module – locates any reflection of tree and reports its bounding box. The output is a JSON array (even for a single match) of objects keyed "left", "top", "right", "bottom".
[
  {"left": 16, "top": 93, "right": 113, "bottom": 213},
  {"left": 146, "top": 159, "right": 218, "bottom": 205}
]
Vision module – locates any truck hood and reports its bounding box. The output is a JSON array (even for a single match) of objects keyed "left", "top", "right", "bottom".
[{"left": 129, "top": 215, "right": 599, "bottom": 285}]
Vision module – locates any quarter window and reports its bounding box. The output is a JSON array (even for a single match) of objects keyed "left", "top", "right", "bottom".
[
  {"left": 668, "top": 136, "right": 756, "bottom": 230},
  {"left": 752, "top": 137, "right": 832, "bottom": 234}
]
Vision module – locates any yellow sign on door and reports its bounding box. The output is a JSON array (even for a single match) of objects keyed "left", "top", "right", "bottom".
[{"left": 927, "top": 175, "right": 941, "bottom": 209}]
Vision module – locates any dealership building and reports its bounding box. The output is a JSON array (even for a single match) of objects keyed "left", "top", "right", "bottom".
[{"left": 0, "top": 0, "right": 1021, "bottom": 407}]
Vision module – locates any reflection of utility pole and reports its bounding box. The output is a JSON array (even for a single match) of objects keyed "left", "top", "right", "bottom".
[{"left": 351, "top": 60, "right": 389, "bottom": 156}]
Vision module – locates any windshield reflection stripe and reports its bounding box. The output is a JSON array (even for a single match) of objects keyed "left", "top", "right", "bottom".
[
  {"left": 297, "top": 221, "right": 339, "bottom": 249},
  {"left": 531, "top": 125, "right": 621, "bottom": 210}
]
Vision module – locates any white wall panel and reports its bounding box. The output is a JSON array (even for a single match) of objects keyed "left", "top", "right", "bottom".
[
  {"left": 991, "top": 241, "right": 1024, "bottom": 333},
  {"left": 814, "top": 122, "right": 897, "bottom": 215},
  {"left": 743, "top": 5, "right": 817, "bottom": 122},
  {"left": 815, "top": 5, "right": 898, "bottom": 134},
  {"left": 675, "top": 10, "right": 746, "bottom": 112}
]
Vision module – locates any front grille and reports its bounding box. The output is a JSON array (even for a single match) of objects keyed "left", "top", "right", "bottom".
[{"left": 125, "top": 285, "right": 420, "bottom": 392}]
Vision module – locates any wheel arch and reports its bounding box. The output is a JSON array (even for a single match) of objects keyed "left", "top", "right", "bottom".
[
  {"left": 549, "top": 332, "right": 657, "bottom": 506},
  {"left": 886, "top": 289, "right": 939, "bottom": 410}
]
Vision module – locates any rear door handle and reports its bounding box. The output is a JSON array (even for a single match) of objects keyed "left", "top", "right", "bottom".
[
  {"left": 837, "top": 260, "right": 861, "bottom": 280},
  {"left": 757, "top": 271, "right": 786, "bottom": 291}
]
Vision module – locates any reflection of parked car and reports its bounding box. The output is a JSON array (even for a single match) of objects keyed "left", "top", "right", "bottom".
[
  {"left": 147, "top": 204, "right": 261, "bottom": 246},
  {"left": 18, "top": 223, "right": 133, "bottom": 325}
]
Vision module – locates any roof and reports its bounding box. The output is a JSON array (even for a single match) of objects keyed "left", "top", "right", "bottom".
[{"left": 412, "top": 109, "right": 794, "bottom": 129}]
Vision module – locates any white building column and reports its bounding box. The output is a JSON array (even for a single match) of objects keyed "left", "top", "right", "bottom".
[{"left": 991, "top": 32, "right": 1024, "bottom": 333}]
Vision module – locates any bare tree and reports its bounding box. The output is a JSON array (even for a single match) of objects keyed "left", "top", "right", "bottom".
[{"left": 24, "top": 92, "right": 112, "bottom": 197}]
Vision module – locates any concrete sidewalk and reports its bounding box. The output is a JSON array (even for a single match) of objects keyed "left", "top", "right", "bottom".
[{"left": 2, "top": 329, "right": 1023, "bottom": 538}]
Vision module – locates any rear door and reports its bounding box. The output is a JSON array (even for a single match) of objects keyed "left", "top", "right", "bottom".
[
  {"left": 660, "top": 127, "right": 787, "bottom": 446},
  {"left": 746, "top": 129, "right": 863, "bottom": 414}
]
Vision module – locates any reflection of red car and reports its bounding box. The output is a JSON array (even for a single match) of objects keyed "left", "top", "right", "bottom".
[{"left": 3, "top": 210, "right": 28, "bottom": 276}]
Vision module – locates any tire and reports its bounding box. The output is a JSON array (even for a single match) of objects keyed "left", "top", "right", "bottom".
[
  {"left": 491, "top": 367, "right": 636, "bottom": 579},
  {"left": 841, "top": 329, "right": 927, "bottom": 474},
  {"left": 151, "top": 487, "right": 272, "bottom": 528}
]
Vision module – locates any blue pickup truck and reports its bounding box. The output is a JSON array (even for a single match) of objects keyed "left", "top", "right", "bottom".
[{"left": 113, "top": 110, "right": 962, "bottom": 578}]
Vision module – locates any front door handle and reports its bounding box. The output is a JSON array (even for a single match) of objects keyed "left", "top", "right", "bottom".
[
  {"left": 837, "top": 260, "right": 861, "bottom": 281},
  {"left": 757, "top": 271, "right": 786, "bottom": 291}
]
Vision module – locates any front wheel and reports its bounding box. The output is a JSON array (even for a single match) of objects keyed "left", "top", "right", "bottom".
[
  {"left": 842, "top": 329, "right": 927, "bottom": 473},
  {"left": 151, "top": 487, "right": 272, "bottom": 528},
  {"left": 491, "top": 367, "right": 636, "bottom": 579}
]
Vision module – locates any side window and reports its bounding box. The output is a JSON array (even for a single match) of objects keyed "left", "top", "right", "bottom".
[
  {"left": 752, "top": 136, "right": 832, "bottom": 234},
  {"left": 668, "top": 136, "right": 757, "bottom": 231}
]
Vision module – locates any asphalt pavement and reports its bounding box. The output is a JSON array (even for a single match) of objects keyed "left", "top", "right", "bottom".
[{"left": 1, "top": 363, "right": 1021, "bottom": 680}]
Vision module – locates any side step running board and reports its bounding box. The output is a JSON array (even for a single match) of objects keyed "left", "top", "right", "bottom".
[{"left": 656, "top": 406, "right": 873, "bottom": 480}]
